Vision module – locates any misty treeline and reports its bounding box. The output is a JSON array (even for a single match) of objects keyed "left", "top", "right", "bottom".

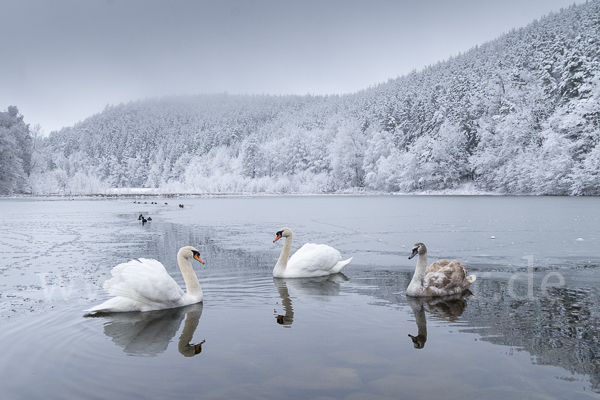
[{"left": 2, "top": 1, "right": 599, "bottom": 196}]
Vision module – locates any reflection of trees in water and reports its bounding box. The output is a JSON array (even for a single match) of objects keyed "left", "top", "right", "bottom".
[
  {"left": 460, "top": 281, "right": 600, "bottom": 393},
  {"left": 89, "top": 303, "right": 205, "bottom": 357},
  {"left": 273, "top": 274, "right": 348, "bottom": 327},
  {"left": 352, "top": 268, "right": 600, "bottom": 393}
]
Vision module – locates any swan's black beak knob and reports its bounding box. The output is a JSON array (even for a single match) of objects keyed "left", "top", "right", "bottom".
[{"left": 408, "top": 248, "right": 418, "bottom": 259}]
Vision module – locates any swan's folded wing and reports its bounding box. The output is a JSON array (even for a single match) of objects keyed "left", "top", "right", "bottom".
[
  {"left": 424, "top": 260, "right": 468, "bottom": 294},
  {"left": 103, "top": 262, "right": 129, "bottom": 291},
  {"left": 288, "top": 243, "right": 341, "bottom": 275},
  {"left": 425, "top": 259, "right": 450, "bottom": 274},
  {"left": 106, "top": 259, "right": 185, "bottom": 305}
]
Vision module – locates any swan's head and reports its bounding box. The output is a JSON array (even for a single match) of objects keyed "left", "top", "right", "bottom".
[
  {"left": 408, "top": 242, "right": 427, "bottom": 259},
  {"left": 193, "top": 339, "right": 206, "bottom": 355},
  {"left": 273, "top": 227, "right": 293, "bottom": 243},
  {"left": 408, "top": 333, "right": 427, "bottom": 349},
  {"left": 275, "top": 314, "right": 293, "bottom": 326},
  {"left": 178, "top": 246, "right": 205, "bottom": 264}
]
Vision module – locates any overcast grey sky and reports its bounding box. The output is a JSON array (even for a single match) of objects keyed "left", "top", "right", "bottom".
[{"left": 0, "top": 0, "right": 586, "bottom": 133}]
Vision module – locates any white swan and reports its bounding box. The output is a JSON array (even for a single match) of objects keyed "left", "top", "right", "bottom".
[
  {"left": 272, "top": 227, "right": 352, "bottom": 278},
  {"left": 85, "top": 246, "right": 205, "bottom": 313},
  {"left": 406, "top": 242, "right": 475, "bottom": 297}
]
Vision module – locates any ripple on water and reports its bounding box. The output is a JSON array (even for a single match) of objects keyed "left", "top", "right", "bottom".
[
  {"left": 202, "top": 276, "right": 275, "bottom": 307},
  {"left": 0, "top": 303, "right": 204, "bottom": 399}
]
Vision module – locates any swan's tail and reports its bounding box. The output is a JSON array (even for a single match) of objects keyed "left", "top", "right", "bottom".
[
  {"left": 84, "top": 296, "right": 131, "bottom": 313},
  {"left": 332, "top": 257, "right": 353, "bottom": 274},
  {"left": 466, "top": 274, "right": 476, "bottom": 284}
]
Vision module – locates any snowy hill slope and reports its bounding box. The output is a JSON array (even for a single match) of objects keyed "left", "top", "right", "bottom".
[{"left": 11, "top": 0, "right": 600, "bottom": 195}]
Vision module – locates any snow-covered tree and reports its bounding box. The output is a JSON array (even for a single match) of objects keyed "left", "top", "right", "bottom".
[{"left": 0, "top": 106, "right": 32, "bottom": 194}]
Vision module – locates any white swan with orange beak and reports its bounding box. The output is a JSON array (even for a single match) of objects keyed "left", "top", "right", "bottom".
[
  {"left": 272, "top": 227, "right": 352, "bottom": 278},
  {"left": 86, "top": 246, "right": 205, "bottom": 313}
]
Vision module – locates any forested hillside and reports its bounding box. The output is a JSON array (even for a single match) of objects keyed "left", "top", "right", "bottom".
[
  {"left": 0, "top": 107, "right": 33, "bottom": 194},
  {"left": 5, "top": 1, "right": 600, "bottom": 195}
]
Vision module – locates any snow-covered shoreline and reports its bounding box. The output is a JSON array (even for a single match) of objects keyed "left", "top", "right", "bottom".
[{"left": 0, "top": 186, "right": 561, "bottom": 200}]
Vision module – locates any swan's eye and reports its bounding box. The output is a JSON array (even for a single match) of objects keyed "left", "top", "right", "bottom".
[{"left": 276, "top": 230, "right": 283, "bottom": 236}]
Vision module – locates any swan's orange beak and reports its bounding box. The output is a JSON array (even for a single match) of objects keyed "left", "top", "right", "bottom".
[
  {"left": 273, "top": 233, "right": 282, "bottom": 243},
  {"left": 194, "top": 340, "right": 205, "bottom": 354},
  {"left": 194, "top": 254, "right": 205, "bottom": 264}
]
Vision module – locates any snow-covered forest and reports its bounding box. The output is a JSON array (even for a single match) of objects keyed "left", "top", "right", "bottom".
[{"left": 2, "top": 1, "right": 599, "bottom": 196}]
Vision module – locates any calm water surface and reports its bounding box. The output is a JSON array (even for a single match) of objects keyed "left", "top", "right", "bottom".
[{"left": 0, "top": 195, "right": 599, "bottom": 400}]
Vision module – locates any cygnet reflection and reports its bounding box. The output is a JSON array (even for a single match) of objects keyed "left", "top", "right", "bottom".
[
  {"left": 87, "top": 303, "right": 205, "bottom": 357},
  {"left": 273, "top": 273, "right": 348, "bottom": 327},
  {"left": 407, "top": 290, "right": 471, "bottom": 349}
]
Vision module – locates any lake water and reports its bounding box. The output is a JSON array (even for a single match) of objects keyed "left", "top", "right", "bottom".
[{"left": 0, "top": 195, "right": 599, "bottom": 399}]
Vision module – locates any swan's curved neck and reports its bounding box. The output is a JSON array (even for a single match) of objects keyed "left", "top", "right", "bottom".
[
  {"left": 178, "top": 254, "right": 202, "bottom": 297},
  {"left": 410, "top": 252, "right": 428, "bottom": 283},
  {"left": 275, "top": 233, "right": 294, "bottom": 270}
]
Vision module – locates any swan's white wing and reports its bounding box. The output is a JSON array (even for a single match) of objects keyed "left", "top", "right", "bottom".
[
  {"left": 105, "top": 258, "right": 185, "bottom": 305},
  {"left": 287, "top": 243, "right": 342, "bottom": 276}
]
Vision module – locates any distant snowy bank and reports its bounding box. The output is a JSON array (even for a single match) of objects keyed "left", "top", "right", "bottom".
[{"left": 1, "top": 182, "right": 502, "bottom": 198}]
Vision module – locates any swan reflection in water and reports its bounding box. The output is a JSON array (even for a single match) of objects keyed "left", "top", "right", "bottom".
[
  {"left": 406, "top": 291, "right": 471, "bottom": 349},
  {"left": 86, "top": 303, "right": 205, "bottom": 357},
  {"left": 273, "top": 273, "right": 348, "bottom": 327}
]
